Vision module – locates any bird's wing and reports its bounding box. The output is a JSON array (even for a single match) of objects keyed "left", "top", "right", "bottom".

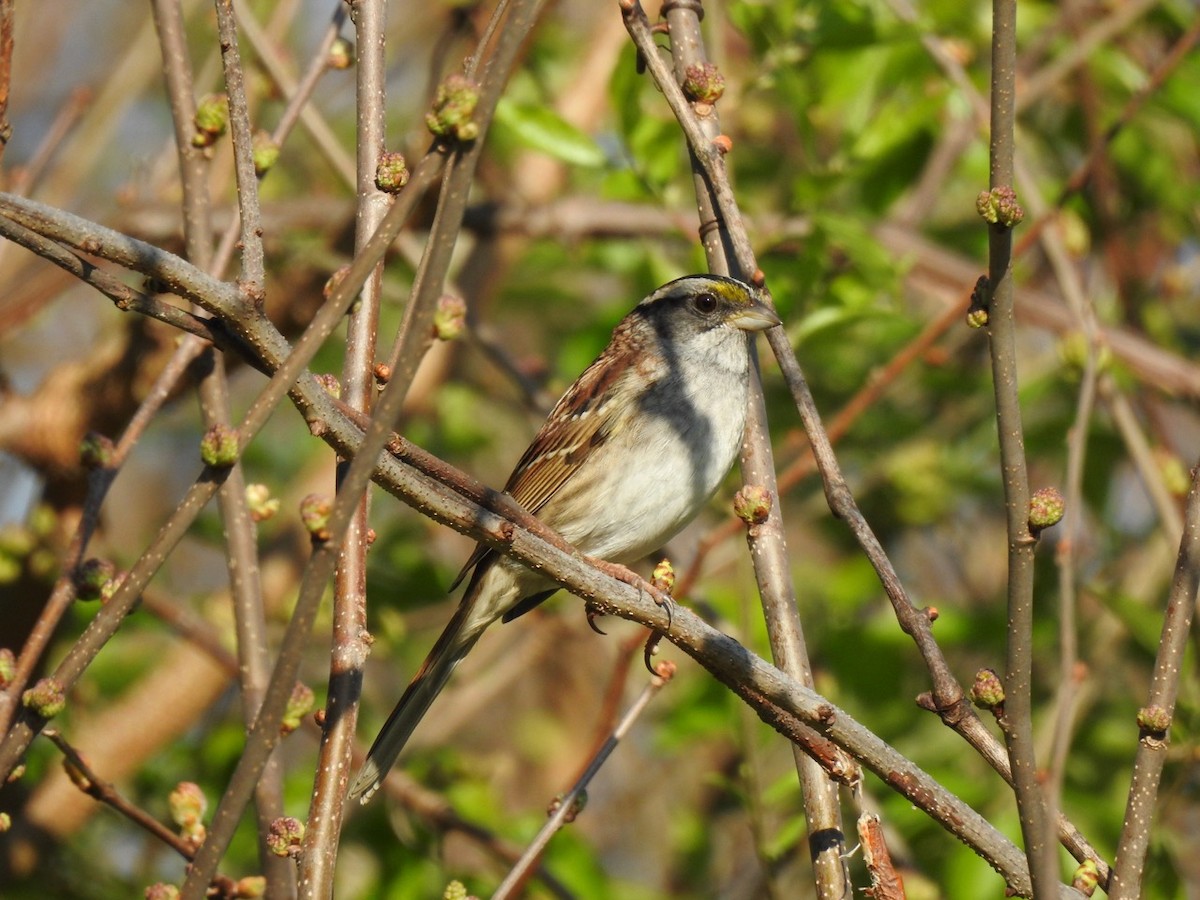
[
  {"left": 448, "top": 330, "right": 650, "bottom": 591},
  {"left": 503, "top": 334, "right": 643, "bottom": 514}
]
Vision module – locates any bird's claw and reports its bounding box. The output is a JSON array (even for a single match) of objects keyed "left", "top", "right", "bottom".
[
  {"left": 652, "top": 588, "right": 674, "bottom": 632},
  {"left": 643, "top": 629, "right": 664, "bottom": 674},
  {"left": 585, "top": 603, "right": 608, "bottom": 635}
]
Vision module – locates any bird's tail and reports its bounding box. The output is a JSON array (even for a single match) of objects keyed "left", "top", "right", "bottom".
[{"left": 350, "top": 599, "right": 484, "bottom": 804}]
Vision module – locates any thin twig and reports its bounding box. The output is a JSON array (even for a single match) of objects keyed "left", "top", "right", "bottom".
[
  {"left": 1108, "top": 461, "right": 1200, "bottom": 897},
  {"left": 642, "top": 0, "right": 849, "bottom": 893},
  {"left": 178, "top": 2, "right": 546, "bottom": 892},
  {"left": 0, "top": 170, "right": 1085, "bottom": 898},
  {"left": 0, "top": 217, "right": 221, "bottom": 342},
  {"left": 492, "top": 664, "right": 676, "bottom": 899},
  {"left": 297, "top": 0, "right": 387, "bottom": 893},
  {"left": 0, "top": 219, "right": 211, "bottom": 734},
  {"left": 233, "top": 0, "right": 355, "bottom": 187},
  {"left": 1099, "top": 378, "right": 1183, "bottom": 539},
  {"left": 0, "top": 0, "right": 13, "bottom": 164},
  {"left": 677, "top": 297, "right": 964, "bottom": 599},
  {"left": 213, "top": 1, "right": 346, "bottom": 284},
  {"left": 1015, "top": 0, "right": 1157, "bottom": 112},
  {"left": 984, "top": 0, "right": 1056, "bottom": 892},
  {"left": 43, "top": 729, "right": 200, "bottom": 862},
  {"left": 0, "top": 137, "right": 449, "bottom": 781},
  {"left": 213, "top": 0, "right": 266, "bottom": 299},
  {"left": 152, "top": 2, "right": 290, "bottom": 886}
]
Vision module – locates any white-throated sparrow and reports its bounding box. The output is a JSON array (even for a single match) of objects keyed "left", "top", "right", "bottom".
[{"left": 351, "top": 274, "right": 780, "bottom": 803}]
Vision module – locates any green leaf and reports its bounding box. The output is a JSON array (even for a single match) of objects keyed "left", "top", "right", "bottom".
[{"left": 493, "top": 97, "right": 607, "bottom": 168}]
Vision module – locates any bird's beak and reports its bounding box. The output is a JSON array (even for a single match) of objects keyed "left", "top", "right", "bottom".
[{"left": 727, "top": 298, "right": 782, "bottom": 332}]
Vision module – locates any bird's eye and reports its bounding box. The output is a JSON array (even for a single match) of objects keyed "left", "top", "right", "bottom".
[{"left": 692, "top": 292, "right": 718, "bottom": 314}]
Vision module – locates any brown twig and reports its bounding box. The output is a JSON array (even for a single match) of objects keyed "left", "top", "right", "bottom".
[
  {"left": 152, "top": 2, "right": 290, "bottom": 887},
  {"left": 492, "top": 663, "right": 676, "bottom": 899},
  {"left": 1108, "top": 461, "right": 1200, "bottom": 897},
  {"left": 232, "top": 0, "right": 355, "bottom": 187},
  {"left": 43, "top": 729, "right": 203, "bottom": 862},
  {"left": 1016, "top": 0, "right": 1158, "bottom": 113},
  {"left": 630, "top": 2, "right": 850, "bottom": 893},
  {"left": 0, "top": 217, "right": 222, "bottom": 342},
  {"left": 983, "top": 1, "right": 1056, "bottom": 893},
  {"left": 297, "top": 0, "right": 386, "bottom": 893},
  {"left": 857, "top": 812, "right": 906, "bottom": 900},
  {"left": 676, "top": 296, "right": 964, "bottom": 600},
  {"left": 208, "top": 1, "right": 350, "bottom": 279},
  {"left": 178, "top": 1, "right": 546, "bottom": 892},
  {"left": 0, "top": 221, "right": 213, "bottom": 734},
  {"left": 0, "top": 0, "right": 12, "bottom": 164},
  {"left": 213, "top": 0, "right": 266, "bottom": 300},
  {"left": 0, "top": 130, "right": 449, "bottom": 784}
]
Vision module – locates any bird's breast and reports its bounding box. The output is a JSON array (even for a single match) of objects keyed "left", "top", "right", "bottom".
[{"left": 546, "top": 355, "right": 750, "bottom": 563}]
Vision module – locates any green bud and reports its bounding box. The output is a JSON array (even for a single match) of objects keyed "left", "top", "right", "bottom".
[
  {"left": 300, "top": 494, "right": 332, "bottom": 541},
  {"left": 252, "top": 131, "right": 280, "bottom": 177},
  {"left": 0, "top": 523, "right": 34, "bottom": 558},
  {"left": 281, "top": 682, "right": 315, "bottom": 736},
  {"left": 682, "top": 62, "right": 725, "bottom": 103},
  {"left": 651, "top": 558, "right": 675, "bottom": 594},
  {"left": 314, "top": 373, "right": 341, "bottom": 399},
  {"left": 426, "top": 73, "right": 480, "bottom": 141},
  {"left": 432, "top": 295, "right": 467, "bottom": 341},
  {"left": 1071, "top": 859, "right": 1100, "bottom": 896},
  {"left": 1057, "top": 332, "right": 1113, "bottom": 375},
  {"left": 965, "top": 275, "right": 990, "bottom": 328},
  {"left": 22, "top": 677, "right": 67, "bottom": 718},
  {"left": 267, "top": 816, "right": 305, "bottom": 857},
  {"left": 74, "top": 558, "right": 116, "bottom": 602},
  {"left": 374, "top": 150, "right": 410, "bottom": 193},
  {"left": 168, "top": 781, "right": 208, "bottom": 843},
  {"left": 1028, "top": 487, "right": 1065, "bottom": 533},
  {"left": 80, "top": 432, "right": 115, "bottom": 469},
  {"left": 1153, "top": 448, "right": 1191, "bottom": 499},
  {"left": 976, "top": 186, "right": 1024, "bottom": 228},
  {"left": 969, "top": 668, "right": 1004, "bottom": 710},
  {"left": 245, "top": 483, "right": 281, "bottom": 523},
  {"left": 1137, "top": 704, "right": 1170, "bottom": 734},
  {"left": 549, "top": 789, "right": 588, "bottom": 823},
  {"left": 733, "top": 484, "right": 772, "bottom": 526},
  {"left": 192, "top": 93, "right": 229, "bottom": 148},
  {"left": 327, "top": 36, "right": 354, "bottom": 70},
  {"left": 0, "top": 648, "right": 16, "bottom": 689},
  {"left": 199, "top": 424, "right": 239, "bottom": 467},
  {"left": 144, "top": 884, "right": 180, "bottom": 900}
]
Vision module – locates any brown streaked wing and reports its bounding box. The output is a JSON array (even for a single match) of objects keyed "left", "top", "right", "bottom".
[
  {"left": 448, "top": 319, "right": 649, "bottom": 592},
  {"left": 503, "top": 337, "right": 640, "bottom": 514}
]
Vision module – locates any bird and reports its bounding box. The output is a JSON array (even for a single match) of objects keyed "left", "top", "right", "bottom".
[{"left": 350, "top": 274, "right": 780, "bottom": 803}]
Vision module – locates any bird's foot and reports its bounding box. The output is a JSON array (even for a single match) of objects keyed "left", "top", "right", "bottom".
[{"left": 586, "top": 557, "right": 675, "bottom": 631}]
